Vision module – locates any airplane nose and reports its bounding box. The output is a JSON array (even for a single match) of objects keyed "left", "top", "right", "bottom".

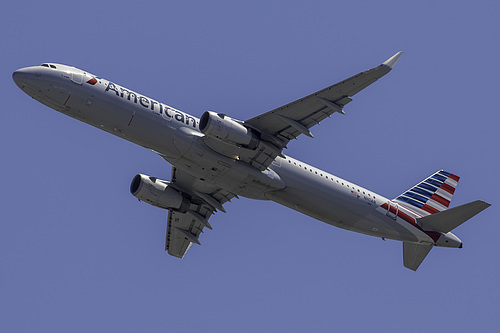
[{"left": 13, "top": 67, "right": 37, "bottom": 89}]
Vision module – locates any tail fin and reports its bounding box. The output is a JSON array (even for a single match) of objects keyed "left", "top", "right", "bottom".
[
  {"left": 403, "top": 242, "right": 433, "bottom": 271},
  {"left": 397, "top": 171, "right": 491, "bottom": 271},
  {"left": 417, "top": 200, "right": 491, "bottom": 233},
  {"left": 395, "top": 170, "right": 460, "bottom": 216},
  {"left": 403, "top": 200, "right": 490, "bottom": 271}
]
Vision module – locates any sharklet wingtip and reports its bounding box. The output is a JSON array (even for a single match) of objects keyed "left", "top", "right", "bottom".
[{"left": 383, "top": 51, "right": 404, "bottom": 69}]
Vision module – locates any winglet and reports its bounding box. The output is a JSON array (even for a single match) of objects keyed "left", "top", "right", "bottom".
[{"left": 383, "top": 51, "right": 404, "bottom": 69}]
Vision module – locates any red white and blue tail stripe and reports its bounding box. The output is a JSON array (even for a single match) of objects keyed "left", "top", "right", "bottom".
[{"left": 395, "top": 170, "right": 460, "bottom": 216}]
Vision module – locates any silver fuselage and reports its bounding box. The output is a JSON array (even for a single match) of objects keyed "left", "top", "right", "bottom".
[{"left": 13, "top": 63, "right": 460, "bottom": 247}]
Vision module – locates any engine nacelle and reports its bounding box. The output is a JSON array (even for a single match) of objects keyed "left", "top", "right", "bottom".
[
  {"left": 199, "top": 111, "right": 260, "bottom": 149},
  {"left": 130, "top": 174, "right": 190, "bottom": 212}
]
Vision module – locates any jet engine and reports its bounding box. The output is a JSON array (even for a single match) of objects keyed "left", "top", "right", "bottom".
[
  {"left": 130, "top": 174, "right": 190, "bottom": 212},
  {"left": 199, "top": 111, "right": 260, "bottom": 149}
]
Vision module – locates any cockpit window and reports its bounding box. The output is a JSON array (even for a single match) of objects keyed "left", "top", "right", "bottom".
[{"left": 39, "top": 64, "right": 57, "bottom": 69}]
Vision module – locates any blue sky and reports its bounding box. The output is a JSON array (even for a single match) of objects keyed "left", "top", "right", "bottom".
[{"left": 1, "top": 1, "right": 499, "bottom": 332}]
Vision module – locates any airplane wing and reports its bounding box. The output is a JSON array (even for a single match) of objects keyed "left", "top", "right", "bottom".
[
  {"left": 165, "top": 167, "right": 235, "bottom": 258},
  {"left": 241, "top": 52, "right": 403, "bottom": 168}
]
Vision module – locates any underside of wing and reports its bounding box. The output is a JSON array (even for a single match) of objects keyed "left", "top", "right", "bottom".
[
  {"left": 166, "top": 210, "right": 208, "bottom": 258},
  {"left": 199, "top": 52, "right": 402, "bottom": 172},
  {"left": 245, "top": 52, "right": 403, "bottom": 146},
  {"left": 165, "top": 167, "right": 235, "bottom": 258}
]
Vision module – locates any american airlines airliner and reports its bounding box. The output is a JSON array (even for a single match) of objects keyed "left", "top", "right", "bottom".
[{"left": 13, "top": 52, "right": 489, "bottom": 270}]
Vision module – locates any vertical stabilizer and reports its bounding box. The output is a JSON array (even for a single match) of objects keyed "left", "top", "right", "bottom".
[
  {"left": 395, "top": 170, "right": 460, "bottom": 216},
  {"left": 403, "top": 242, "right": 433, "bottom": 271}
]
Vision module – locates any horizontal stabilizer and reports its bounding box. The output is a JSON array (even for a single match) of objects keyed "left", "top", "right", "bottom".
[
  {"left": 417, "top": 200, "right": 490, "bottom": 233},
  {"left": 403, "top": 242, "right": 433, "bottom": 271}
]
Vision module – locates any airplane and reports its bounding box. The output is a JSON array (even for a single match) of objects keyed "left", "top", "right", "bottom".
[{"left": 12, "top": 52, "right": 490, "bottom": 271}]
